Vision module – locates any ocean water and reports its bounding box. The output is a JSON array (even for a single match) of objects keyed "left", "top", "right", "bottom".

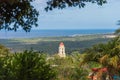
[{"left": 0, "top": 29, "right": 115, "bottom": 39}]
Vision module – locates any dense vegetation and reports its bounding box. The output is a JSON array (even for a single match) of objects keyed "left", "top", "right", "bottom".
[
  {"left": 1, "top": 0, "right": 120, "bottom": 80},
  {"left": 0, "top": 49, "right": 57, "bottom": 80},
  {"left": 82, "top": 36, "right": 120, "bottom": 79},
  {"left": 0, "top": 34, "right": 120, "bottom": 80},
  {"left": 0, "top": 44, "right": 99, "bottom": 80}
]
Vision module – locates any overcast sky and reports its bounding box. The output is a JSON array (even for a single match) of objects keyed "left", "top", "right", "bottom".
[{"left": 33, "top": 0, "right": 120, "bottom": 30}]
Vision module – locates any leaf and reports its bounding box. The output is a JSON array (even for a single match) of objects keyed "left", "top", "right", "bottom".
[
  {"left": 99, "top": 54, "right": 109, "bottom": 65},
  {"left": 109, "top": 56, "right": 119, "bottom": 68}
]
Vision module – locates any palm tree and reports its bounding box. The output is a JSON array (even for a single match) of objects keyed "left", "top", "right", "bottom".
[{"left": 82, "top": 36, "right": 120, "bottom": 79}]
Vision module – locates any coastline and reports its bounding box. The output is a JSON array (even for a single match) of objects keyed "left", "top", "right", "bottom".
[{"left": 0, "top": 29, "right": 115, "bottom": 39}]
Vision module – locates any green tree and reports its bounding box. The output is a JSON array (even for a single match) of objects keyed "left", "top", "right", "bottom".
[
  {"left": 0, "top": 50, "right": 57, "bottom": 80},
  {"left": 82, "top": 36, "right": 120, "bottom": 77},
  {"left": 45, "top": 0, "right": 107, "bottom": 11},
  {"left": 0, "top": 0, "right": 39, "bottom": 32},
  {"left": 13, "top": 50, "right": 57, "bottom": 80},
  {"left": 0, "top": 45, "right": 12, "bottom": 80},
  {"left": 48, "top": 53, "right": 89, "bottom": 80}
]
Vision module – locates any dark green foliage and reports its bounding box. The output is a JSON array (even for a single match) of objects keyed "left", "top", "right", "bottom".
[
  {"left": 84, "top": 36, "right": 120, "bottom": 63},
  {"left": 12, "top": 50, "right": 56, "bottom": 80},
  {"left": 0, "top": 50, "right": 57, "bottom": 80},
  {"left": 0, "top": 0, "right": 39, "bottom": 32},
  {"left": 71, "top": 67, "right": 88, "bottom": 80},
  {"left": 45, "top": 0, "right": 107, "bottom": 11},
  {"left": 48, "top": 53, "right": 89, "bottom": 80},
  {"left": 80, "top": 36, "right": 120, "bottom": 79},
  {"left": 82, "top": 36, "right": 120, "bottom": 75},
  {"left": 0, "top": 57, "right": 7, "bottom": 80}
]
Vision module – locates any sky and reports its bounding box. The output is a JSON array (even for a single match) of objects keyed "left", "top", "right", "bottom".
[{"left": 33, "top": 0, "right": 120, "bottom": 30}]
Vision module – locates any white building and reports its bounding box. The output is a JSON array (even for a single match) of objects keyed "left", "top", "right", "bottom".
[{"left": 58, "top": 42, "right": 66, "bottom": 57}]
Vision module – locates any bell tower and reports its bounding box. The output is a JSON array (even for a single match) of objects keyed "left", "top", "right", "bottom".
[{"left": 58, "top": 42, "right": 66, "bottom": 57}]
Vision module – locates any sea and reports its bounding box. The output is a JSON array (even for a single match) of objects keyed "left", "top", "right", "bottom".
[{"left": 0, "top": 29, "right": 115, "bottom": 39}]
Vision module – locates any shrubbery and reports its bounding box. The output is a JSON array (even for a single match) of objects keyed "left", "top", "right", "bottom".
[
  {"left": 0, "top": 45, "right": 89, "bottom": 80},
  {"left": 0, "top": 48, "right": 57, "bottom": 80}
]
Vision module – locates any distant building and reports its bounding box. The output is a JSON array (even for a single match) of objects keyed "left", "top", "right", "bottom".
[{"left": 58, "top": 42, "right": 66, "bottom": 57}]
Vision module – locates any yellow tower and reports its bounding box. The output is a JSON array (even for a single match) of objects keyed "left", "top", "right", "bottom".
[{"left": 58, "top": 42, "right": 66, "bottom": 57}]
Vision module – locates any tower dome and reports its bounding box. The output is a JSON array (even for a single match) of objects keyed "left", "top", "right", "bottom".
[{"left": 59, "top": 42, "right": 64, "bottom": 46}]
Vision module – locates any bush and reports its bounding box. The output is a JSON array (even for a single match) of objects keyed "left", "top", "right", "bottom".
[{"left": 0, "top": 50, "right": 57, "bottom": 80}]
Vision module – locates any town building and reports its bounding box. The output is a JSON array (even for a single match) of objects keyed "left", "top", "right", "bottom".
[{"left": 58, "top": 42, "right": 66, "bottom": 57}]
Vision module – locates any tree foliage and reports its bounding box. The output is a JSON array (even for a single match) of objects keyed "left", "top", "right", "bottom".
[
  {"left": 45, "top": 0, "right": 107, "bottom": 11},
  {"left": 48, "top": 53, "right": 89, "bottom": 80},
  {"left": 82, "top": 36, "right": 120, "bottom": 75},
  {"left": 0, "top": 0, "right": 39, "bottom": 32},
  {"left": 0, "top": 50, "right": 57, "bottom": 80}
]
